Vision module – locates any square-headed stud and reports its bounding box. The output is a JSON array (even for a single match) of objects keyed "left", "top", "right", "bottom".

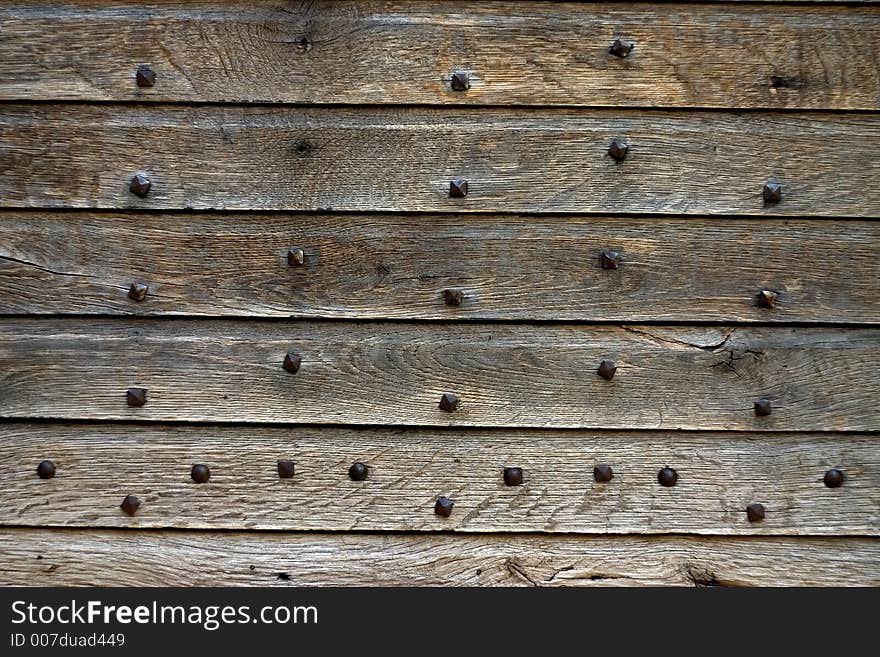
[
  {"left": 439, "top": 392, "right": 460, "bottom": 412},
  {"left": 746, "top": 503, "right": 765, "bottom": 522},
  {"left": 754, "top": 399, "right": 772, "bottom": 416},
  {"left": 129, "top": 174, "right": 151, "bottom": 198},
  {"left": 128, "top": 282, "right": 148, "bottom": 302},
  {"left": 600, "top": 250, "right": 621, "bottom": 270},
  {"left": 597, "top": 359, "right": 617, "bottom": 381},
  {"left": 443, "top": 288, "right": 465, "bottom": 306},
  {"left": 757, "top": 290, "right": 778, "bottom": 309},
  {"left": 434, "top": 496, "right": 454, "bottom": 517},
  {"left": 277, "top": 460, "right": 296, "bottom": 479},
  {"left": 450, "top": 71, "right": 470, "bottom": 91},
  {"left": 121, "top": 494, "right": 142, "bottom": 516},
  {"left": 609, "top": 38, "right": 634, "bottom": 58},
  {"left": 608, "top": 139, "right": 629, "bottom": 162},
  {"left": 287, "top": 247, "right": 305, "bottom": 266},
  {"left": 126, "top": 387, "right": 147, "bottom": 407},
  {"left": 449, "top": 179, "right": 468, "bottom": 198},
  {"left": 283, "top": 352, "right": 302, "bottom": 374},
  {"left": 763, "top": 181, "right": 782, "bottom": 205},
  {"left": 135, "top": 66, "right": 156, "bottom": 88}
]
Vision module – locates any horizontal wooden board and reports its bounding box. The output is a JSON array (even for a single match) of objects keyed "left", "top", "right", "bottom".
[
  {"left": 2, "top": 212, "right": 879, "bottom": 323},
  {"left": 1, "top": 424, "right": 877, "bottom": 534},
  {"left": 1, "top": 320, "right": 878, "bottom": 430},
  {"left": 2, "top": 105, "right": 878, "bottom": 215},
  {"left": 1, "top": 2, "right": 878, "bottom": 110},
  {"left": 1, "top": 529, "right": 877, "bottom": 586}
]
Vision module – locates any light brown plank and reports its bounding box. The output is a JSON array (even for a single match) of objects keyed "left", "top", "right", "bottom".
[
  {"left": 1, "top": 320, "right": 877, "bottom": 431},
  {"left": 2, "top": 105, "right": 878, "bottom": 215},
  {"left": 1, "top": 528, "right": 878, "bottom": 586},
  {"left": 2, "top": 212, "right": 879, "bottom": 323},
  {"left": 1, "top": 2, "right": 878, "bottom": 110},
  {"left": 0, "top": 423, "right": 876, "bottom": 534}
]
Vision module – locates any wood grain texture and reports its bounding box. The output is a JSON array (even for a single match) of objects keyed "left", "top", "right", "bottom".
[
  {"left": 1, "top": 424, "right": 877, "bottom": 534},
  {"left": 1, "top": 320, "right": 878, "bottom": 430},
  {"left": 2, "top": 528, "right": 878, "bottom": 586},
  {"left": 1, "top": 1, "right": 878, "bottom": 109},
  {"left": 2, "top": 105, "right": 878, "bottom": 215},
  {"left": 2, "top": 212, "right": 879, "bottom": 323}
]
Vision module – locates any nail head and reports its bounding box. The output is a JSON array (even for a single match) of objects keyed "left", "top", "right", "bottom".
[
  {"left": 135, "top": 66, "right": 156, "bottom": 88},
  {"left": 503, "top": 467, "right": 524, "bottom": 486},
  {"left": 37, "top": 460, "right": 56, "bottom": 480},
  {"left": 434, "top": 496, "right": 454, "bottom": 517},
  {"left": 600, "top": 251, "right": 621, "bottom": 270},
  {"left": 658, "top": 467, "right": 678, "bottom": 487},
  {"left": 283, "top": 352, "right": 302, "bottom": 374},
  {"left": 449, "top": 179, "right": 468, "bottom": 198},
  {"left": 763, "top": 182, "right": 782, "bottom": 205},
  {"left": 191, "top": 464, "right": 211, "bottom": 484},
  {"left": 757, "top": 290, "right": 778, "bottom": 309},
  {"left": 608, "top": 139, "right": 629, "bottom": 162},
  {"left": 126, "top": 387, "right": 147, "bottom": 407},
  {"left": 609, "top": 38, "right": 634, "bottom": 58},
  {"left": 121, "top": 494, "right": 141, "bottom": 516},
  {"left": 593, "top": 464, "right": 614, "bottom": 483},
  {"left": 439, "top": 392, "right": 460, "bottom": 412},
  {"left": 129, "top": 174, "right": 151, "bottom": 198},
  {"left": 128, "top": 282, "right": 148, "bottom": 302},
  {"left": 746, "top": 503, "right": 765, "bottom": 522},
  {"left": 443, "top": 288, "right": 465, "bottom": 306},
  {"left": 277, "top": 460, "right": 296, "bottom": 479},
  {"left": 349, "top": 461, "right": 368, "bottom": 481},
  {"left": 287, "top": 248, "right": 305, "bottom": 266},
  {"left": 823, "top": 468, "right": 844, "bottom": 488},
  {"left": 754, "top": 399, "right": 772, "bottom": 416},
  {"left": 450, "top": 71, "right": 470, "bottom": 91}
]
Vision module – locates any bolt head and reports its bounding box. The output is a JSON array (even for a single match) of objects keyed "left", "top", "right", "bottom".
[
  {"left": 608, "top": 139, "right": 629, "bottom": 162},
  {"left": 597, "top": 359, "right": 617, "bottom": 381},
  {"left": 287, "top": 248, "right": 305, "bottom": 266},
  {"left": 763, "top": 182, "right": 782, "bottom": 205},
  {"left": 503, "top": 467, "right": 524, "bottom": 486},
  {"left": 126, "top": 387, "right": 147, "bottom": 407},
  {"left": 439, "top": 392, "right": 460, "bottom": 412},
  {"left": 450, "top": 71, "right": 470, "bottom": 91},
  {"left": 121, "top": 494, "right": 141, "bottom": 516},
  {"left": 443, "top": 288, "right": 465, "bottom": 306},
  {"left": 283, "top": 352, "right": 302, "bottom": 374},
  {"left": 36, "top": 460, "right": 56, "bottom": 479},
  {"left": 128, "top": 282, "right": 148, "bottom": 302},
  {"left": 600, "top": 251, "right": 621, "bottom": 270},
  {"left": 754, "top": 399, "right": 772, "bottom": 416},
  {"left": 191, "top": 464, "right": 211, "bottom": 484},
  {"left": 746, "top": 503, "right": 765, "bottom": 522},
  {"left": 135, "top": 66, "right": 156, "bottom": 88},
  {"left": 449, "top": 179, "right": 468, "bottom": 198},
  {"left": 609, "top": 38, "right": 634, "bottom": 58},
  {"left": 434, "top": 496, "right": 454, "bottom": 517},
  {"left": 349, "top": 461, "right": 368, "bottom": 481},
  {"left": 593, "top": 464, "right": 614, "bottom": 483},
  {"left": 658, "top": 467, "right": 678, "bottom": 487},
  {"left": 823, "top": 468, "right": 844, "bottom": 488},
  {"left": 129, "top": 174, "right": 151, "bottom": 198},
  {"left": 757, "top": 290, "right": 778, "bottom": 309},
  {"left": 277, "top": 460, "right": 295, "bottom": 479}
]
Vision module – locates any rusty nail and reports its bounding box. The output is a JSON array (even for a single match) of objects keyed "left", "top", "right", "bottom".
[
  {"left": 434, "top": 496, "right": 454, "bottom": 517},
  {"left": 277, "top": 460, "right": 295, "bottom": 479},
  {"left": 283, "top": 352, "right": 302, "bottom": 374},
  {"left": 287, "top": 248, "right": 305, "bottom": 266},
  {"left": 600, "top": 250, "right": 621, "bottom": 270},
  {"left": 609, "top": 38, "right": 634, "bottom": 58},
  {"left": 128, "top": 282, "right": 148, "bottom": 302},
  {"left": 443, "top": 288, "right": 465, "bottom": 306},
  {"left": 439, "top": 392, "right": 460, "bottom": 412},
  {"left": 823, "top": 468, "right": 844, "bottom": 488},
  {"left": 608, "top": 139, "right": 629, "bottom": 162},
  {"left": 757, "top": 290, "right": 778, "bottom": 309},
  {"left": 191, "top": 464, "right": 211, "bottom": 484},
  {"left": 348, "top": 461, "right": 368, "bottom": 481},
  {"left": 451, "top": 71, "right": 470, "bottom": 91},
  {"left": 754, "top": 399, "right": 772, "bottom": 416},
  {"left": 135, "top": 66, "right": 156, "bottom": 88},
  {"left": 121, "top": 494, "right": 141, "bottom": 516},
  {"left": 594, "top": 464, "right": 614, "bottom": 483},
  {"left": 126, "top": 387, "right": 147, "bottom": 407},
  {"left": 36, "top": 460, "right": 56, "bottom": 480},
  {"left": 763, "top": 181, "right": 782, "bottom": 205},
  {"left": 597, "top": 359, "right": 617, "bottom": 381},
  {"left": 746, "top": 503, "right": 765, "bottom": 522},
  {"left": 503, "top": 467, "right": 523, "bottom": 486},
  {"left": 449, "top": 179, "right": 468, "bottom": 198},
  {"left": 129, "top": 174, "right": 151, "bottom": 198},
  {"left": 658, "top": 467, "right": 678, "bottom": 487}
]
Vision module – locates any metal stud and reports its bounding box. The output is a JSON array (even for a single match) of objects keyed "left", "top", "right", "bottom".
[
  {"left": 121, "top": 494, "right": 141, "bottom": 516},
  {"left": 349, "top": 461, "right": 368, "bottom": 481},
  {"left": 434, "top": 496, "right": 454, "bottom": 517},
  {"left": 609, "top": 38, "right": 634, "bottom": 58},
  {"left": 503, "top": 467, "right": 523, "bottom": 486},
  {"left": 608, "top": 139, "right": 629, "bottom": 162},
  {"left": 597, "top": 359, "right": 617, "bottom": 381},
  {"left": 658, "top": 467, "right": 678, "bottom": 487},
  {"left": 450, "top": 71, "right": 470, "bottom": 91},
  {"left": 746, "top": 503, "right": 765, "bottom": 522},
  {"left": 135, "top": 66, "right": 156, "bottom": 88},
  {"left": 600, "top": 251, "right": 621, "bottom": 270},
  {"left": 443, "top": 288, "right": 465, "bottom": 306},
  {"left": 283, "top": 353, "right": 302, "bottom": 374},
  {"left": 439, "top": 392, "right": 460, "bottom": 412},
  {"left": 36, "top": 460, "right": 56, "bottom": 480},
  {"left": 763, "top": 182, "right": 782, "bottom": 205},
  {"left": 126, "top": 387, "right": 147, "bottom": 407},
  {"left": 823, "top": 468, "right": 844, "bottom": 488},
  {"left": 287, "top": 248, "right": 305, "bottom": 266},
  {"left": 129, "top": 174, "right": 151, "bottom": 198},
  {"left": 754, "top": 399, "right": 772, "bottom": 417},
  {"left": 277, "top": 460, "right": 295, "bottom": 479},
  {"left": 191, "top": 464, "right": 211, "bottom": 484},
  {"left": 757, "top": 290, "right": 778, "bottom": 309},
  {"left": 128, "top": 282, "right": 148, "bottom": 302},
  {"left": 593, "top": 464, "right": 614, "bottom": 483},
  {"left": 449, "top": 179, "right": 468, "bottom": 198}
]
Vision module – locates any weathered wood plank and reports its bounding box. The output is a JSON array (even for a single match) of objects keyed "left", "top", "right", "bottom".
[
  {"left": 1, "top": 424, "right": 876, "bottom": 534},
  {"left": 2, "top": 105, "right": 878, "bottom": 215},
  {"left": 2, "top": 528, "right": 877, "bottom": 586},
  {"left": 1, "top": 2, "right": 878, "bottom": 110},
  {"left": 1, "top": 320, "right": 877, "bottom": 430},
  {"left": 2, "top": 212, "right": 878, "bottom": 323}
]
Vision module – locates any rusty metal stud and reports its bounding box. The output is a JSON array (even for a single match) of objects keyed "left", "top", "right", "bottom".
[
  {"left": 434, "top": 496, "right": 454, "bottom": 517},
  {"left": 746, "top": 503, "right": 765, "bottom": 522},
  {"left": 449, "top": 179, "right": 468, "bottom": 198},
  {"left": 754, "top": 399, "right": 772, "bottom": 417},
  {"left": 503, "top": 467, "right": 523, "bottom": 486},
  {"left": 277, "top": 460, "right": 295, "bottom": 479},
  {"left": 135, "top": 66, "right": 156, "bottom": 88},
  {"left": 823, "top": 468, "right": 844, "bottom": 488},
  {"left": 36, "top": 460, "right": 56, "bottom": 479},
  {"left": 763, "top": 181, "right": 782, "bottom": 205},
  {"left": 658, "top": 467, "right": 678, "bottom": 487},
  {"left": 609, "top": 38, "right": 634, "bottom": 58},
  {"left": 287, "top": 248, "right": 305, "bottom": 266},
  {"left": 348, "top": 461, "right": 368, "bottom": 481},
  {"left": 121, "top": 494, "right": 141, "bottom": 516},
  {"left": 600, "top": 250, "right": 621, "bottom": 270},
  {"left": 129, "top": 174, "right": 151, "bottom": 198},
  {"left": 283, "top": 352, "right": 302, "bottom": 374},
  {"left": 450, "top": 71, "right": 470, "bottom": 91},
  {"left": 757, "top": 290, "right": 778, "bottom": 309},
  {"left": 594, "top": 464, "right": 614, "bottom": 483},
  {"left": 443, "top": 288, "right": 464, "bottom": 306},
  {"left": 128, "top": 282, "right": 148, "bottom": 302},
  {"left": 126, "top": 387, "right": 147, "bottom": 407},
  {"left": 191, "top": 464, "right": 211, "bottom": 484},
  {"left": 597, "top": 359, "right": 617, "bottom": 381},
  {"left": 608, "top": 139, "right": 629, "bottom": 162},
  {"left": 439, "top": 392, "right": 460, "bottom": 412}
]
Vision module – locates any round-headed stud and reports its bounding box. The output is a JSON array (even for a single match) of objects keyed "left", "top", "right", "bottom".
[
  {"left": 823, "top": 468, "right": 844, "bottom": 488},
  {"left": 503, "top": 467, "right": 524, "bottom": 486},
  {"left": 449, "top": 179, "right": 468, "bottom": 198},
  {"left": 120, "top": 494, "right": 142, "bottom": 516},
  {"left": 36, "top": 460, "right": 56, "bottom": 480},
  {"left": 609, "top": 38, "right": 634, "bottom": 58},
  {"left": 287, "top": 248, "right": 305, "bottom": 266},
  {"left": 129, "top": 174, "right": 151, "bottom": 198},
  {"left": 434, "top": 496, "right": 454, "bottom": 517},
  {"left": 593, "top": 464, "right": 614, "bottom": 483},
  {"left": 439, "top": 392, "right": 460, "bottom": 412},
  {"left": 128, "top": 281, "right": 148, "bottom": 302},
  {"left": 754, "top": 399, "right": 772, "bottom": 417},
  {"left": 658, "top": 467, "right": 678, "bottom": 487},
  {"left": 126, "top": 387, "right": 147, "bottom": 407},
  {"left": 283, "top": 352, "right": 302, "bottom": 374},
  {"left": 277, "top": 460, "right": 295, "bottom": 479},
  {"left": 597, "top": 359, "right": 617, "bottom": 381},
  {"left": 135, "top": 66, "right": 156, "bottom": 88},
  {"left": 349, "top": 461, "right": 368, "bottom": 481},
  {"left": 450, "top": 71, "right": 470, "bottom": 91},
  {"left": 191, "top": 464, "right": 211, "bottom": 484},
  {"left": 746, "top": 503, "right": 765, "bottom": 522}
]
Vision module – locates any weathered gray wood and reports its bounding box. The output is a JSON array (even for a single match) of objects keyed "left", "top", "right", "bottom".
[
  {"left": 2, "top": 105, "right": 878, "bottom": 215},
  {"left": 1, "top": 2, "right": 877, "bottom": 109},
  {"left": 2, "top": 212, "right": 879, "bottom": 323},
  {"left": 1, "top": 528, "right": 877, "bottom": 586},
  {"left": 1, "top": 320, "right": 877, "bottom": 430},
  {"left": 1, "top": 424, "right": 876, "bottom": 534}
]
